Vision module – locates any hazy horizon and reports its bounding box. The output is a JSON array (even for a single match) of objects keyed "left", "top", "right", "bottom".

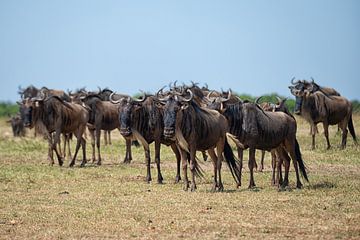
[{"left": 1, "top": 1, "right": 359, "bottom": 102}]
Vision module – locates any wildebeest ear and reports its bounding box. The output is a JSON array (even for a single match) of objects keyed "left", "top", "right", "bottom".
[
  {"left": 16, "top": 101, "right": 22, "bottom": 105},
  {"left": 181, "top": 103, "right": 189, "bottom": 110}
]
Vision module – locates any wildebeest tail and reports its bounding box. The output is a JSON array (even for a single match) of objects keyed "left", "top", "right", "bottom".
[
  {"left": 223, "top": 139, "right": 242, "bottom": 185},
  {"left": 295, "top": 138, "right": 309, "bottom": 182},
  {"left": 186, "top": 153, "right": 204, "bottom": 178},
  {"left": 348, "top": 115, "right": 358, "bottom": 144}
]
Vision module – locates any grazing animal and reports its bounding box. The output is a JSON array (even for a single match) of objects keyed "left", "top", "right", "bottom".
[
  {"left": 158, "top": 89, "right": 242, "bottom": 192},
  {"left": 110, "top": 93, "right": 182, "bottom": 183},
  {"left": 18, "top": 85, "right": 39, "bottom": 99},
  {"left": 289, "top": 83, "right": 357, "bottom": 149},
  {"left": 206, "top": 93, "right": 308, "bottom": 189},
  {"left": 22, "top": 94, "right": 89, "bottom": 167},
  {"left": 6, "top": 114, "right": 26, "bottom": 137},
  {"left": 81, "top": 94, "right": 133, "bottom": 165}
]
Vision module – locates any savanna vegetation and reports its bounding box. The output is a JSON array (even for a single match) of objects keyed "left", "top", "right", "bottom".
[{"left": 0, "top": 102, "right": 359, "bottom": 239}]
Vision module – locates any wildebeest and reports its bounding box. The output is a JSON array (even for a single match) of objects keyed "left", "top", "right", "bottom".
[
  {"left": 80, "top": 94, "right": 134, "bottom": 165},
  {"left": 18, "top": 85, "right": 39, "bottom": 99},
  {"left": 22, "top": 93, "right": 89, "bottom": 167},
  {"left": 110, "top": 92, "right": 182, "bottom": 183},
  {"left": 289, "top": 82, "right": 357, "bottom": 149},
  {"left": 290, "top": 77, "right": 340, "bottom": 97},
  {"left": 6, "top": 114, "right": 26, "bottom": 137},
  {"left": 158, "top": 89, "right": 242, "bottom": 192},
  {"left": 206, "top": 92, "right": 308, "bottom": 189}
]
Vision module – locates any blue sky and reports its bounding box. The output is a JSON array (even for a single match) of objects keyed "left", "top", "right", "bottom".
[{"left": 0, "top": 0, "right": 359, "bottom": 102}]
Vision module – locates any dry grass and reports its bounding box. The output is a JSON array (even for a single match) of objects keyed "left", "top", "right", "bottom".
[{"left": 0, "top": 115, "right": 359, "bottom": 239}]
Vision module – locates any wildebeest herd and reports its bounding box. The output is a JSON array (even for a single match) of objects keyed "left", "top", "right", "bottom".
[{"left": 9, "top": 79, "right": 357, "bottom": 192}]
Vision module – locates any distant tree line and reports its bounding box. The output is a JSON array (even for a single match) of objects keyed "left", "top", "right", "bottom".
[{"left": 1, "top": 94, "right": 359, "bottom": 117}]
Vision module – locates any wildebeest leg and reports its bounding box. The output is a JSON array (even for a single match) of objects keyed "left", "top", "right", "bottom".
[
  {"left": 311, "top": 124, "right": 316, "bottom": 150},
  {"left": 62, "top": 134, "right": 66, "bottom": 159},
  {"left": 66, "top": 134, "right": 72, "bottom": 160},
  {"left": 144, "top": 147, "right": 152, "bottom": 183},
  {"left": 248, "top": 148, "right": 256, "bottom": 188},
  {"left": 179, "top": 148, "right": 189, "bottom": 191},
  {"left": 216, "top": 140, "right": 225, "bottom": 192},
  {"left": 171, "top": 143, "right": 181, "bottom": 183},
  {"left": 237, "top": 146, "right": 243, "bottom": 186},
  {"left": 281, "top": 150, "right": 290, "bottom": 188},
  {"left": 95, "top": 128, "right": 102, "bottom": 165},
  {"left": 271, "top": 150, "right": 276, "bottom": 185},
  {"left": 108, "top": 131, "right": 112, "bottom": 145},
  {"left": 189, "top": 147, "right": 197, "bottom": 192},
  {"left": 52, "top": 131, "right": 63, "bottom": 166},
  {"left": 88, "top": 128, "right": 96, "bottom": 163},
  {"left": 47, "top": 134, "right": 55, "bottom": 165},
  {"left": 103, "top": 130, "right": 108, "bottom": 145},
  {"left": 275, "top": 148, "right": 282, "bottom": 187},
  {"left": 69, "top": 134, "right": 82, "bottom": 167},
  {"left": 323, "top": 122, "right": 331, "bottom": 150},
  {"left": 57, "top": 134, "right": 63, "bottom": 159},
  {"left": 154, "top": 141, "right": 163, "bottom": 184},
  {"left": 123, "top": 139, "right": 132, "bottom": 163},
  {"left": 80, "top": 136, "right": 87, "bottom": 167},
  {"left": 339, "top": 121, "right": 348, "bottom": 149},
  {"left": 207, "top": 149, "right": 218, "bottom": 192},
  {"left": 259, "top": 150, "right": 265, "bottom": 172},
  {"left": 284, "top": 141, "right": 302, "bottom": 188}
]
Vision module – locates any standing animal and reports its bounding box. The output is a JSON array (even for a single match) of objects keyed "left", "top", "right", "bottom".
[
  {"left": 6, "top": 114, "right": 26, "bottom": 137},
  {"left": 206, "top": 92, "right": 308, "bottom": 189},
  {"left": 22, "top": 94, "right": 89, "bottom": 167},
  {"left": 158, "top": 89, "right": 242, "bottom": 192},
  {"left": 110, "top": 93, "right": 182, "bottom": 184},
  {"left": 289, "top": 83, "right": 357, "bottom": 149},
  {"left": 81, "top": 94, "right": 133, "bottom": 165}
]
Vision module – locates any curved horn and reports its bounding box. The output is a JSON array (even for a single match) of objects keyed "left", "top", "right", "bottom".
[
  {"left": 310, "top": 77, "right": 315, "bottom": 83},
  {"left": 276, "top": 96, "right": 282, "bottom": 104},
  {"left": 206, "top": 90, "right": 216, "bottom": 99},
  {"left": 156, "top": 86, "right": 169, "bottom": 102},
  {"left": 109, "top": 92, "right": 122, "bottom": 104},
  {"left": 97, "top": 86, "right": 102, "bottom": 93},
  {"left": 255, "top": 96, "right": 263, "bottom": 104},
  {"left": 133, "top": 91, "right": 146, "bottom": 103},
  {"left": 181, "top": 89, "right": 193, "bottom": 102},
  {"left": 291, "top": 77, "right": 298, "bottom": 85},
  {"left": 220, "top": 89, "right": 232, "bottom": 103}
]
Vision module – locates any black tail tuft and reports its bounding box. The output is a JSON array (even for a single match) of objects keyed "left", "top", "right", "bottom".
[
  {"left": 186, "top": 153, "right": 204, "bottom": 179},
  {"left": 295, "top": 139, "right": 309, "bottom": 182},
  {"left": 132, "top": 140, "right": 140, "bottom": 147},
  {"left": 223, "top": 139, "right": 242, "bottom": 185},
  {"left": 348, "top": 115, "right": 358, "bottom": 144}
]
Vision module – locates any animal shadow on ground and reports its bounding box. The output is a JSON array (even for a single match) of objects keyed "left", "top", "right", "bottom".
[{"left": 307, "top": 181, "right": 336, "bottom": 190}]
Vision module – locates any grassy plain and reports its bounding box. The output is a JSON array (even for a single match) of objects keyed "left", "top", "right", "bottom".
[{"left": 0, "top": 116, "right": 359, "bottom": 239}]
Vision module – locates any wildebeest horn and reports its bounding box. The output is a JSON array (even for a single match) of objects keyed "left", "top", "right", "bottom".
[
  {"left": 255, "top": 96, "right": 263, "bottom": 104},
  {"left": 109, "top": 92, "right": 122, "bottom": 104},
  {"left": 276, "top": 96, "right": 282, "bottom": 104},
  {"left": 206, "top": 90, "right": 215, "bottom": 99},
  {"left": 133, "top": 91, "right": 146, "bottom": 103},
  {"left": 97, "top": 86, "right": 102, "bottom": 93},
  {"left": 181, "top": 89, "right": 193, "bottom": 102},
  {"left": 220, "top": 89, "right": 232, "bottom": 103},
  {"left": 310, "top": 77, "right": 315, "bottom": 83},
  {"left": 156, "top": 86, "right": 170, "bottom": 102},
  {"left": 290, "top": 77, "right": 298, "bottom": 85}
]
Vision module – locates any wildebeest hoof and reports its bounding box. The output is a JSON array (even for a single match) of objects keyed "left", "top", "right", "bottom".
[
  {"left": 69, "top": 163, "right": 74, "bottom": 168},
  {"left": 97, "top": 161, "right": 102, "bottom": 166},
  {"left": 123, "top": 159, "right": 131, "bottom": 164},
  {"left": 174, "top": 176, "right": 181, "bottom": 183}
]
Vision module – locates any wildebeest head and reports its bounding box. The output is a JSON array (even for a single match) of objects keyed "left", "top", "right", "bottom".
[
  {"left": 21, "top": 92, "right": 46, "bottom": 128},
  {"left": 157, "top": 89, "right": 193, "bottom": 139},
  {"left": 205, "top": 90, "right": 234, "bottom": 112},
  {"left": 289, "top": 78, "right": 312, "bottom": 115},
  {"left": 18, "top": 85, "right": 39, "bottom": 99},
  {"left": 110, "top": 92, "right": 146, "bottom": 137}
]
